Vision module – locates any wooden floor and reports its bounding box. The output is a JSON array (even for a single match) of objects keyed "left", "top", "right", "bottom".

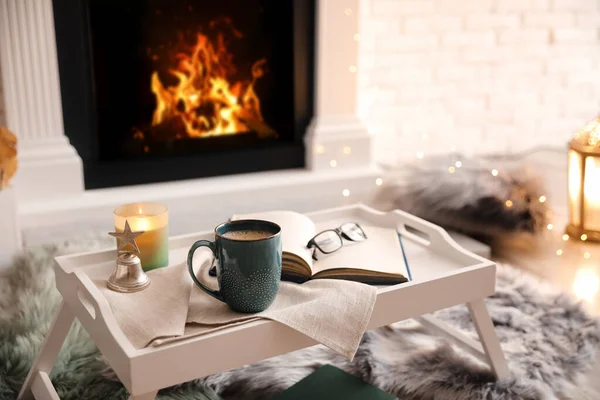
[{"left": 493, "top": 149, "right": 600, "bottom": 398}]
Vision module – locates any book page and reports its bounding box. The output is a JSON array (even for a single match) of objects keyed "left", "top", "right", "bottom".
[
  {"left": 310, "top": 225, "right": 407, "bottom": 278},
  {"left": 231, "top": 211, "right": 315, "bottom": 270}
]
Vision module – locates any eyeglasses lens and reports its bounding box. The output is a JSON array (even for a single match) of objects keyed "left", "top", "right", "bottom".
[
  {"left": 340, "top": 223, "right": 367, "bottom": 241},
  {"left": 314, "top": 230, "right": 343, "bottom": 253}
]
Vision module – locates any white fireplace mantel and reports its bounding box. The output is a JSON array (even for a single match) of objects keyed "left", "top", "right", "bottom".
[{"left": 0, "top": 0, "right": 377, "bottom": 246}]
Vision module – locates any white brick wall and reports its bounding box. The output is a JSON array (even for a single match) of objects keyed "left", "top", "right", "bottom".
[{"left": 358, "top": 0, "right": 600, "bottom": 164}]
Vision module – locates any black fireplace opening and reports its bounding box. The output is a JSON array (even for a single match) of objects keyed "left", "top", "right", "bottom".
[{"left": 53, "top": 0, "right": 314, "bottom": 189}]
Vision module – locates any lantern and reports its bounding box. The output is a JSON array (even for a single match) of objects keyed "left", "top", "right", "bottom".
[{"left": 566, "top": 117, "right": 600, "bottom": 242}]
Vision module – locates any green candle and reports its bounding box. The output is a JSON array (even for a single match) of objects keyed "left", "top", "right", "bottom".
[{"left": 114, "top": 202, "right": 169, "bottom": 271}]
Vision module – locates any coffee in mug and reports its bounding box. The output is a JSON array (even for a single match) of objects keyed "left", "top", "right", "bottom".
[{"left": 220, "top": 229, "right": 274, "bottom": 241}]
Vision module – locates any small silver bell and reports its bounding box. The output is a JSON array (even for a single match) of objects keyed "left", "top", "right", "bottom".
[{"left": 107, "top": 252, "right": 150, "bottom": 293}]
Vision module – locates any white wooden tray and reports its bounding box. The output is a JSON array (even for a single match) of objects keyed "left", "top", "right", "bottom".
[{"left": 18, "top": 204, "right": 509, "bottom": 400}]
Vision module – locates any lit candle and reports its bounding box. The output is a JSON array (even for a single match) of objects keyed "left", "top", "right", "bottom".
[{"left": 114, "top": 202, "right": 169, "bottom": 271}]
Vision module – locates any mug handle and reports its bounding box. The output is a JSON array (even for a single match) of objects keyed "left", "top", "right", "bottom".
[{"left": 187, "top": 240, "right": 225, "bottom": 302}]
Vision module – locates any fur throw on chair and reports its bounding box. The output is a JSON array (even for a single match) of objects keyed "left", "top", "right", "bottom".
[{"left": 372, "top": 154, "right": 549, "bottom": 248}]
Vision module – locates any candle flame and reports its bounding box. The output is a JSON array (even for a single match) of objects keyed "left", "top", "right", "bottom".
[{"left": 130, "top": 218, "right": 152, "bottom": 232}]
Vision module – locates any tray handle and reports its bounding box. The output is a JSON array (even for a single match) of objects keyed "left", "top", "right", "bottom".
[
  {"left": 68, "top": 270, "right": 137, "bottom": 354},
  {"left": 354, "top": 204, "right": 489, "bottom": 264},
  {"left": 77, "top": 286, "right": 97, "bottom": 320},
  {"left": 401, "top": 222, "right": 432, "bottom": 245},
  {"left": 391, "top": 209, "right": 443, "bottom": 246},
  {"left": 70, "top": 271, "right": 110, "bottom": 325},
  {"left": 390, "top": 208, "right": 490, "bottom": 264}
]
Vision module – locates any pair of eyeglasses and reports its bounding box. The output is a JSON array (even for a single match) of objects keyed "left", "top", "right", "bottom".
[{"left": 306, "top": 222, "right": 367, "bottom": 260}]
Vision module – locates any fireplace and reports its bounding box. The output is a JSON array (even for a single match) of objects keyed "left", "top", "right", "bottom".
[
  {"left": 52, "top": 0, "right": 314, "bottom": 189},
  {"left": 1, "top": 0, "right": 373, "bottom": 245}
]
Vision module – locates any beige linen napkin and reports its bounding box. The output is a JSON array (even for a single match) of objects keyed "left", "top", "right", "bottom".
[
  {"left": 95, "top": 263, "right": 191, "bottom": 348},
  {"left": 180, "top": 278, "right": 377, "bottom": 359},
  {"left": 95, "top": 263, "right": 377, "bottom": 359}
]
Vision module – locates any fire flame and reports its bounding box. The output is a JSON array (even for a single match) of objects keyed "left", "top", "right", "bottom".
[{"left": 149, "top": 30, "right": 267, "bottom": 138}]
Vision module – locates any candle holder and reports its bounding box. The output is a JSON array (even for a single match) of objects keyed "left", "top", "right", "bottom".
[
  {"left": 566, "top": 117, "right": 600, "bottom": 242},
  {"left": 114, "top": 202, "right": 169, "bottom": 270}
]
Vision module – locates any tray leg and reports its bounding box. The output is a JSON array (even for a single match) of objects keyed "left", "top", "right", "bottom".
[
  {"left": 129, "top": 391, "right": 158, "bottom": 400},
  {"left": 467, "top": 298, "right": 510, "bottom": 380},
  {"left": 18, "top": 300, "right": 74, "bottom": 400}
]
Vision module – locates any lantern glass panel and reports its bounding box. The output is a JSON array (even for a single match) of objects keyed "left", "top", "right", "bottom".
[
  {"left": 568, "top": 149, "right": 583, "bottom": 227},
  {"left": 583, "top": 155, "right": 600, "bottom": 231}
]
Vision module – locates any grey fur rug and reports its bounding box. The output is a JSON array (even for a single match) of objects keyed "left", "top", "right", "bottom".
[{"left": 1, "top": 240, "right": 599, "bottom": 400}]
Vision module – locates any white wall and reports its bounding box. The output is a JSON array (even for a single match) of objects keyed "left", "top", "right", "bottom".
[
  {"left": 0, "top": 62, "right": 5, "bottom": 126},
  {"left": 358, "top": 0, "right": 600, "bottom": 165}
]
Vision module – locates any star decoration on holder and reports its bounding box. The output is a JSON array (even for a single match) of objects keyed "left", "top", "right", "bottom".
[{"left": 108, "top": 220, "right": 145, "bottom": 255}]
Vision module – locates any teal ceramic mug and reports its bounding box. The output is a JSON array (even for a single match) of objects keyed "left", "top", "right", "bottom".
[{"left": 187, "top": 220, "right": 282, "bottom": 313}]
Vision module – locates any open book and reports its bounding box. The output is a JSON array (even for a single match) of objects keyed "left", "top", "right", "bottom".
[{"left": 231, "top": 211, "right": 409, "bottom": 285}]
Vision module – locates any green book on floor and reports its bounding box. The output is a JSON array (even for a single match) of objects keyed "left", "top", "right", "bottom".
[{"left": 270, "top": 365, "right": 398, "bottom": 400}]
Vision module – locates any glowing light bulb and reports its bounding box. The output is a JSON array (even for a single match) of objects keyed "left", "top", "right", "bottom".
[
  {"left": 581, "top": 234, "right": 588, "bottom": 241},
  {"left": 547, "top": 224, "right": 554, "bottom": 230},
  {"left": 343, "top": 146, "right": 352, "bottom": 154},
  {"left": 138, "top": 207, "right": 143, "bottom": 214},
  {"left": 349, "top": 65, "right": 357, "bottom": 73},
  {"left": 344, "top": 8, "right": 353, "bottom": 15},
  {"left": 562, "top": 234, "right": 569, "bottom": 241},
  {"left": 448, "top": 166, "right": 456, "bottom": 173},
  {"left": 539, "top": 195, "right": 547, "bottom": 203},
  {"left": 556, "top": 249, "right": 563, "bottom": 256},
  {"left": 573, "top": 268, "right": 600, "bottom": 303},
  {"left": 584, "top": 252, "right": 591, "bottom": 259},
  {"left": 330, "top": 160, "right": 337, "bottom": 168},
  {"left": 455, "top": 161, "right": 462, "bottom": 168},
  {"left": 353, "top": 33, "right": 360, "bottom": 41},
  {"left": 491, "top": 169, "right": 499, "bottom": 176},
  {"left": 342, "top": 189, "right": 350, "bottom": 197},
  {"left": 375, "top": 178, "right": 383, "bottom": 186},
  {"left": 316, "top": 144, "right": 325, "bottom": 154},
  {"left": 505, "top": 200, "right": 514, "bottom": 208},
  {"left": 416, "top": 152, "right": 424, "bottom": 159}
]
